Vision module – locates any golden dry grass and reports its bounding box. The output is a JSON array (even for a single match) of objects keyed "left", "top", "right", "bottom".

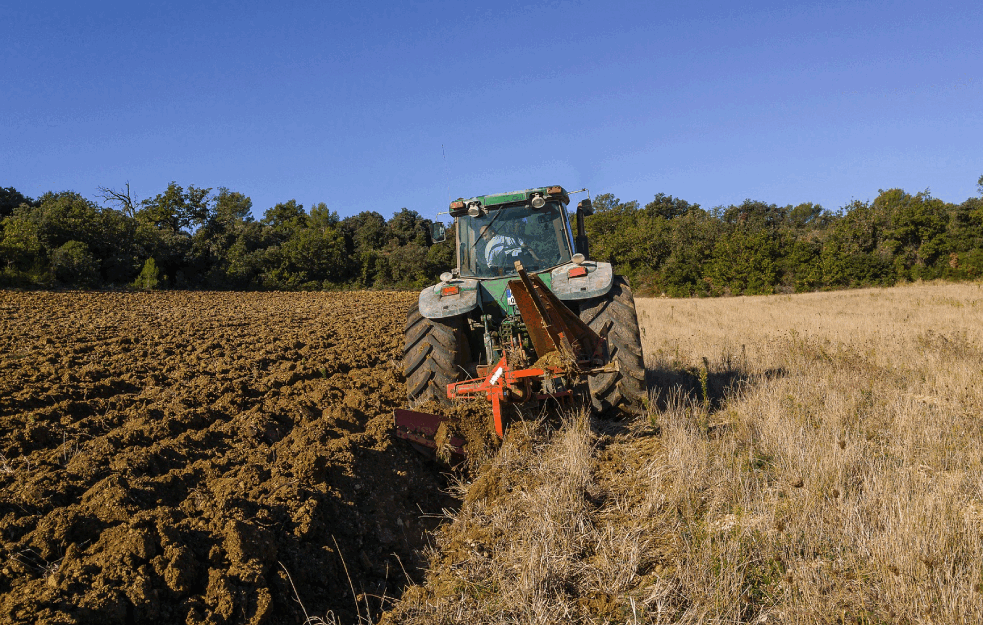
[
  {"left": 635, "top": 281, "right": 983, "bottom": 624},
  {"left": 387, "top": 281, "right": 983, "bottom": 624}
]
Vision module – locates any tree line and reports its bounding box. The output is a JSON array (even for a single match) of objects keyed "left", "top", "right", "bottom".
[
  {"left": 0, "top": 183, "right": 452, "bottom": 290},
  {"left": 587, "top": 177, "right": 983, "bottom": 296},
  {"left": 1, "top": 178, "right": 981, "bottom": 294}
]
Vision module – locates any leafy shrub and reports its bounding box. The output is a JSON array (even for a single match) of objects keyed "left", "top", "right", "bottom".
[
  {"left": 132, "top": 258, "right": 162, "bottom": 290},
  {"left": 51, "top": 240, "right": 99, "bottom": 287}
]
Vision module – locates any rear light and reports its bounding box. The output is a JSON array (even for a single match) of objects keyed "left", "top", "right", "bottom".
[
  {"left": 568, "top": 266, "right": 588, "bottom": 278},
  {"left": 449, "top": 200, "right": 465, "bottom": 210},
  {"left": 547, "top": 186, "right": 563, "bottom": 194},
  {"left": 440, "top": 285, "right": 460, "bottom": 296}
]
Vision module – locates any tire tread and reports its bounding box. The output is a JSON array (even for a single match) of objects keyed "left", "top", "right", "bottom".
[{"left": 579, "top": 277, "right": 647, "bottom": 417}]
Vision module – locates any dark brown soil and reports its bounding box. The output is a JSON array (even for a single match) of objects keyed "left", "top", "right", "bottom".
[{"left": 0, "top": 290, "right": 450, "bottom": 625}]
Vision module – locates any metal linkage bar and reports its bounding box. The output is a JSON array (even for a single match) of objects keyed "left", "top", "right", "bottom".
[{"left": 448, "top": 356, "right": 568, "bottom": 436}]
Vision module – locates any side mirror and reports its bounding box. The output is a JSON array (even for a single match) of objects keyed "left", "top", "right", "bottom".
[
  {"left": 431, "top": 221, "right": 447, "bottom": 243},
  {"left": 575, "top": 199, "right": 592, "bottom": 259}
]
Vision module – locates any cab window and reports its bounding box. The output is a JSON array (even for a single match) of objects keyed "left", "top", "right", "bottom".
[{"left": 458, "top": 203, "right": 572, "bottom": 277}]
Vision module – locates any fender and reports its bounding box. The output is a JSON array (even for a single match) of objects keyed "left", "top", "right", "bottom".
[
  {"left": 419, "top": 279, "right": 480, "bottom": 319},
  {"left": 549, "top": 261, "right": 614, "bottom": 301}
]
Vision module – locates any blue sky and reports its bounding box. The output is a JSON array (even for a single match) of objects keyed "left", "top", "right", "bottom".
[{"left": 2, "top": 0, "right": 980, "bottom": 220}]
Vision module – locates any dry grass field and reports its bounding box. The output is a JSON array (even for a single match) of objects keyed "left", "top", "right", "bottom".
[{"left": 387, "top": 282, "right": 983, "bottom": 624}]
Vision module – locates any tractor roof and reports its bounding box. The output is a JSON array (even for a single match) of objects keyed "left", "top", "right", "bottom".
[{"left": 459, "top": 186, "right": 570, "bottom": 209}]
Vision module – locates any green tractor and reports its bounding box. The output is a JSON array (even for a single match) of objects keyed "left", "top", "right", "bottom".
[{"left": 396, "top": 186, "right": 646, "bottom": 455}]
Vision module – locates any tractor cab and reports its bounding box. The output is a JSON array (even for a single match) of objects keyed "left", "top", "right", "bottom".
[
  {"left": 421, "top": 185, "right": 607, "bottom": 327},
  {"left": 435, "top": 186, "right": 593, "bottom": 279},
  {"left": 457, "top": 196, "right": 573, "bottom": 277}
]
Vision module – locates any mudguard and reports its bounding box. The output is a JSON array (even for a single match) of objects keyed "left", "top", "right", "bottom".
[
  {"left": 419, "top": 279, "right": 480, "bottom": 319},
  {"left": 549, "top": 261, "right": 614, "bottom": 301}
]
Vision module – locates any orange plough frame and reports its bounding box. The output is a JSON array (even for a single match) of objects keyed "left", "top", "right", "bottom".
[{"left": 447, "top": 355, "right": 573, "bottom": 436}]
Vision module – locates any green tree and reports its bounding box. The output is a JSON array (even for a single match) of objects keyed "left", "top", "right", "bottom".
[
  {"left": 30, "top": 191, "right": 102, "bottom": 250},
  {"left": 820, "top": 201, "right": 892, "bottom": 287},
  {"left": 262, "top": 199, "right": 308, "bottom": 236},
  {"left": 213, "top": 188, "right": 253, "bottom": 227},
  {"left": 658, "top": 208, "right": 721, "bottom": 296},
  {"left": 387, "top": 208, "right": 431, "bottom": 246},
  {"left": 1, "top": 187, "right": 33, "bottom": 221},
  {"left": 91, "top": 207, "right": 140, "bottom": 284},
  {"left": 720, "top": 199, "right": 788, "bottom": 231},
  {"left": 278, "top": 225, "right": 352, "bottom": 286},
  {"left": 590, "top": 194, "right": 723, "bottom": 294},
  {"left": 584, "top": 194, "right": 641, "bottom": 265},
  {"left": 424, "top": 222, "right": 456, "bottom": 280},
  {"left": 706, "top": 228, "right": 781, "bottom": 295},
  {"left": 644, "top": 193, "right": 695, "bottom": 220},
  {"left": 309, "top": 202, "right": 340, "bottom": 230},
  {"left": 0, "top": 212, "right": 44, "bottom": 271},
  {"left": 132, "top": 220, "right": 190, "bottom": 287},
  {"left": 783, "top": 237, "right": 824, "bottom": 292},
  {"left": 340, "top": 211, "right": 388, "bottom": 254},
  {"left": 949, "top": 196, "right": 983, "bottom": 252},
  {"left": 138, "top": 182, "right": 213, "bottom": 233},
  {"left": 132, "top": 258, "right": 162, "bottom": 290},
  {"left": 187, "top": 189, "right": 256, "bottom": 287},
  {"left": 50, "top": 241, "right": 99, "bottom": 286},
  {"left": 223, "top": 221, "right": 271, "bottom": 288},
  {"left": 874, "top": 189, "right": 949, "bottom": 278},
  {"left": 787, "top": 202, "right": 833, "bottom": 231},
  {"left": 943, "top": 187, "right": 983, "bottom": 279},
  {"left": 340, "top": 211, "right": 388, "bottom": 286}
]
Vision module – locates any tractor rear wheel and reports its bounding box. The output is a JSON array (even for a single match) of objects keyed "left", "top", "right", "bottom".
[
  {"left": 579, "top": 276, "right": 647, "bottom": 418},
  {"left": 402, "top": 303, "right": 471, "bottom": 408}
]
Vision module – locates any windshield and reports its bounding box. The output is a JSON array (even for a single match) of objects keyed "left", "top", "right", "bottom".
[{"left": 458, "top": 202, "right": 572, "bottom": 278}]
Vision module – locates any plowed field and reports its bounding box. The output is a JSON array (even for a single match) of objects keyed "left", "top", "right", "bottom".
[{"left": 0, "top": 291, "right": 450, "bottom": 625}]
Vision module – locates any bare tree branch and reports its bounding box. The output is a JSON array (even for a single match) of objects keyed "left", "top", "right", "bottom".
[{"left": 96, "top": 182, "right": 136, "bottom": 218}]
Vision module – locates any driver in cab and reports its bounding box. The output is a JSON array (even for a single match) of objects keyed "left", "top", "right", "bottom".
[{"left": 480, "top": 221, "right": 541, "bottom": 272}]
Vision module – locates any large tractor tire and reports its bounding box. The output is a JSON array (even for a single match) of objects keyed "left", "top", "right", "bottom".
[
  {"left": 402, "top": 303, "right": 471, "bottom": 408},
  {"left": 579, "top": 276, "right": 647, "bottom": 418}
]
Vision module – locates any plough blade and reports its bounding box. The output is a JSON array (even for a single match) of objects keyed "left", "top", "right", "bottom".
[
  {"left": 393, "top": 408, "right": 466, "bottom": 459},
  {"left": 507, "top": 261, "right": 604, "bottom": 364}
]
